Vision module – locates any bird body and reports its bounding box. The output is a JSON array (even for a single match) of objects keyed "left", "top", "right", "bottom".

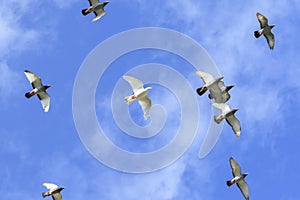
[
  {"left": 227, "top": 157, "right": 249, "bottom": 200},
  {"left": 254, "top": 12, "right": 275, "bottom": 49},
  {"left": 227, "top": 173, "right": 248, "bottom": 187},
  {"left": 195, "top": 70, "right": 233, "bottom": 103},
  {"left": 42, "top": 182, "right": 64, "bottom": 200},
  {"left": 82, "top": 0, "right": 109, "bottom": 22},
  {"left": 124, "top": 87, "right": 151, "bottom": 104},
  {"left": 212, "top": 103, "right": 241, "bottom": 137},
  {"left": 123, "top": 75, "right": 152, "bottom": 120},
  {"left": 24, "top": 70, "right": 51, "bottom": 112}
]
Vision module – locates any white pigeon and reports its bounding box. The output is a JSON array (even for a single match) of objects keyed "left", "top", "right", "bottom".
[
  {"left": 82, "top": 0, "right": 109, "bottom": 22},
  {"left": 212, "top": 102, "right": 241, "bottom": 137},
  {"left": 42, "top": 182, "right": 64, "bottom": 200},
  {"left": 227, "top": 157, "right": 249, "bottom": 200},
  {"left": 123, "top": 75, "right": 152, "bottom": 120},
  {"left": 254, "top": 12, "right": 275, "bottom": 50},
  {"left": 24, "top": 70, "right": 51, "bottom": 112},
  {"left": 195, "top": 70, "right": 234, "bottom": 103}
]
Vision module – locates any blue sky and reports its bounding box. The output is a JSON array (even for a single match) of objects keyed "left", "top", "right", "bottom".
[{"left": 0, "top": 0, "right": 300, "bottom": 199}]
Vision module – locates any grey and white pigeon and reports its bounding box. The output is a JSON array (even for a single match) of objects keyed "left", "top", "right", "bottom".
[
  {"left": 212, "top": 102, "right": 241, "bottom": 137},
  {"left": 227, "top": 157, "right": 249, "bottom": 200},
  {"left": 82, "top": 0, "right": 109, "bottom": 22},
  {"left": 42, "top": 182, "right": 64, "bottom": 200},
  {"left": 195, "top": 70, "right": 234, "bottom": 103},
  {"left": 254, "top": 12, "right": 275, "bottom": 50},
  {"left": 24, "top": 70, "right": 51, "bottom": 112},
  {"left": 123, "top": 75, "right": 152, "bottom": 120}
]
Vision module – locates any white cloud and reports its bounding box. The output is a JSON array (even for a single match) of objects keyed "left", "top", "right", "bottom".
[
  {"left": 35, "top": 144, "right": 218, "bottom": 200},
  {"left": 52, "top": 0, "right": 81, "bottom": 9},
  {"left": 27, "top": 144, "right": 188, "bottom": 200},
  {"left": 29, "top": 1, "right": 299, "bottom": 199},
  {"left": 0, "top": 0, "right": 42, "bottom": 57},
  {"left": 0, "top": 1, "right": 45, "bottom": 101},
  {"left": 135, "top": 0, "right": 300, "bottom": 130},
  {"left": 120, "top": 3, "right": 300, "bottom": 198},
  {"left": 0, "top": 62, "right": 23, "bottom": 103}
]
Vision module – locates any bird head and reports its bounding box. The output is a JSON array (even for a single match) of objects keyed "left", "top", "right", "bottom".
[{"left": 196, "top": 86, "right": 207, "bottom": 96}]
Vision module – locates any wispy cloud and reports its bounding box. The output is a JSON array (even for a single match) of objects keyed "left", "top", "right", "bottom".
[
  {"left": 0, "top": 62, "right": 23, "bottom": 103},
  {"left": 0, "top": 0, "right": 42, "bottom": 57},
  {"left": 134, "top": 0, "right": 300, "bottom": 135},
  {"left": 52, "top": 0, "right": 81, "bottom": 9},
  {"left": 0, "top": 1, "right": 45, "bottom": 101},
  {"left": 36, "top": 146, "right": 216, "bottom": 200}
]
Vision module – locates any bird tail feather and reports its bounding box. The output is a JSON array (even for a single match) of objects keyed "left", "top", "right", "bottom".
[
  {"left": 254, "top": 30, "right": 262, "bottom": 38},
  {"left": 25, "top": 92, "right": 34, "bottom": 99},
  {"left": 226, "top": 180, "right": 234, "bottom": 187},
  {"left": 124, "top": 95, "right": 135, "bottom": 104}
]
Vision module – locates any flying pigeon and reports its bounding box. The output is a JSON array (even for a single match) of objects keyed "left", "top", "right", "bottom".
[
  {"left": 254, "top": 12, "right": 275, "bottom": 50},
  {"left": 195, "top": 70, "right": 234, "bottom": 103},
  {"left": 42, "top": 182, "right": 64, "bottom": 200},
  {"left": 123, "top": 75, "right": 152, "bottom": 120},
  {"left": 226, "top": 157, "right": 249, "bottom": 200},
  {"left": 24, "top": 70, "right": 51, "bottom": 112},
  {"left": 212, "top": 102, "right": 241, "bottom": 137},
  {"left": 82, "top": 0, "right": 109, "bottom": 22}
]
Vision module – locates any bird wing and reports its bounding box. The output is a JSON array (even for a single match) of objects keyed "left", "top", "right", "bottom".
[
  {"left": 256, "top": 12, "right": 268, "bottom": 28},
  {"left": 123, "top": 76, "right": 144, "bottom": 93},
  {"left": 264, "top": 32, "right": 275, "bottom": 50},
  {"left": 93, "top": 8, "right": 106, "bottom": 20},
  {"left": 138, "top": 95, "right": 151, "bottom": 120},
  {"left": 24, "top": 70, "right": 42, "bottom": 89},
  {"left": 43, "top": 183, "right": 58, "bottom": 191},
  {"left": 195, "top": 70, "right": 215, "bottom": 85},
  {"left": 37, "top": 92, "right": 50, "bottom": 112},
  {"left": 88, "top": 0, "right": 99, "bottom": 6},
  {"left": 52, "top": 193, "right": 62, "bottom": 200},
  {"left": 226, "top": 114, "right": 241, "bottom": 137},
  {"left": 236, "top": 179, "right": 250, "bottom": 200},
  {"left": 229, "top": 157, "right": 242, "bottom": 177}
]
